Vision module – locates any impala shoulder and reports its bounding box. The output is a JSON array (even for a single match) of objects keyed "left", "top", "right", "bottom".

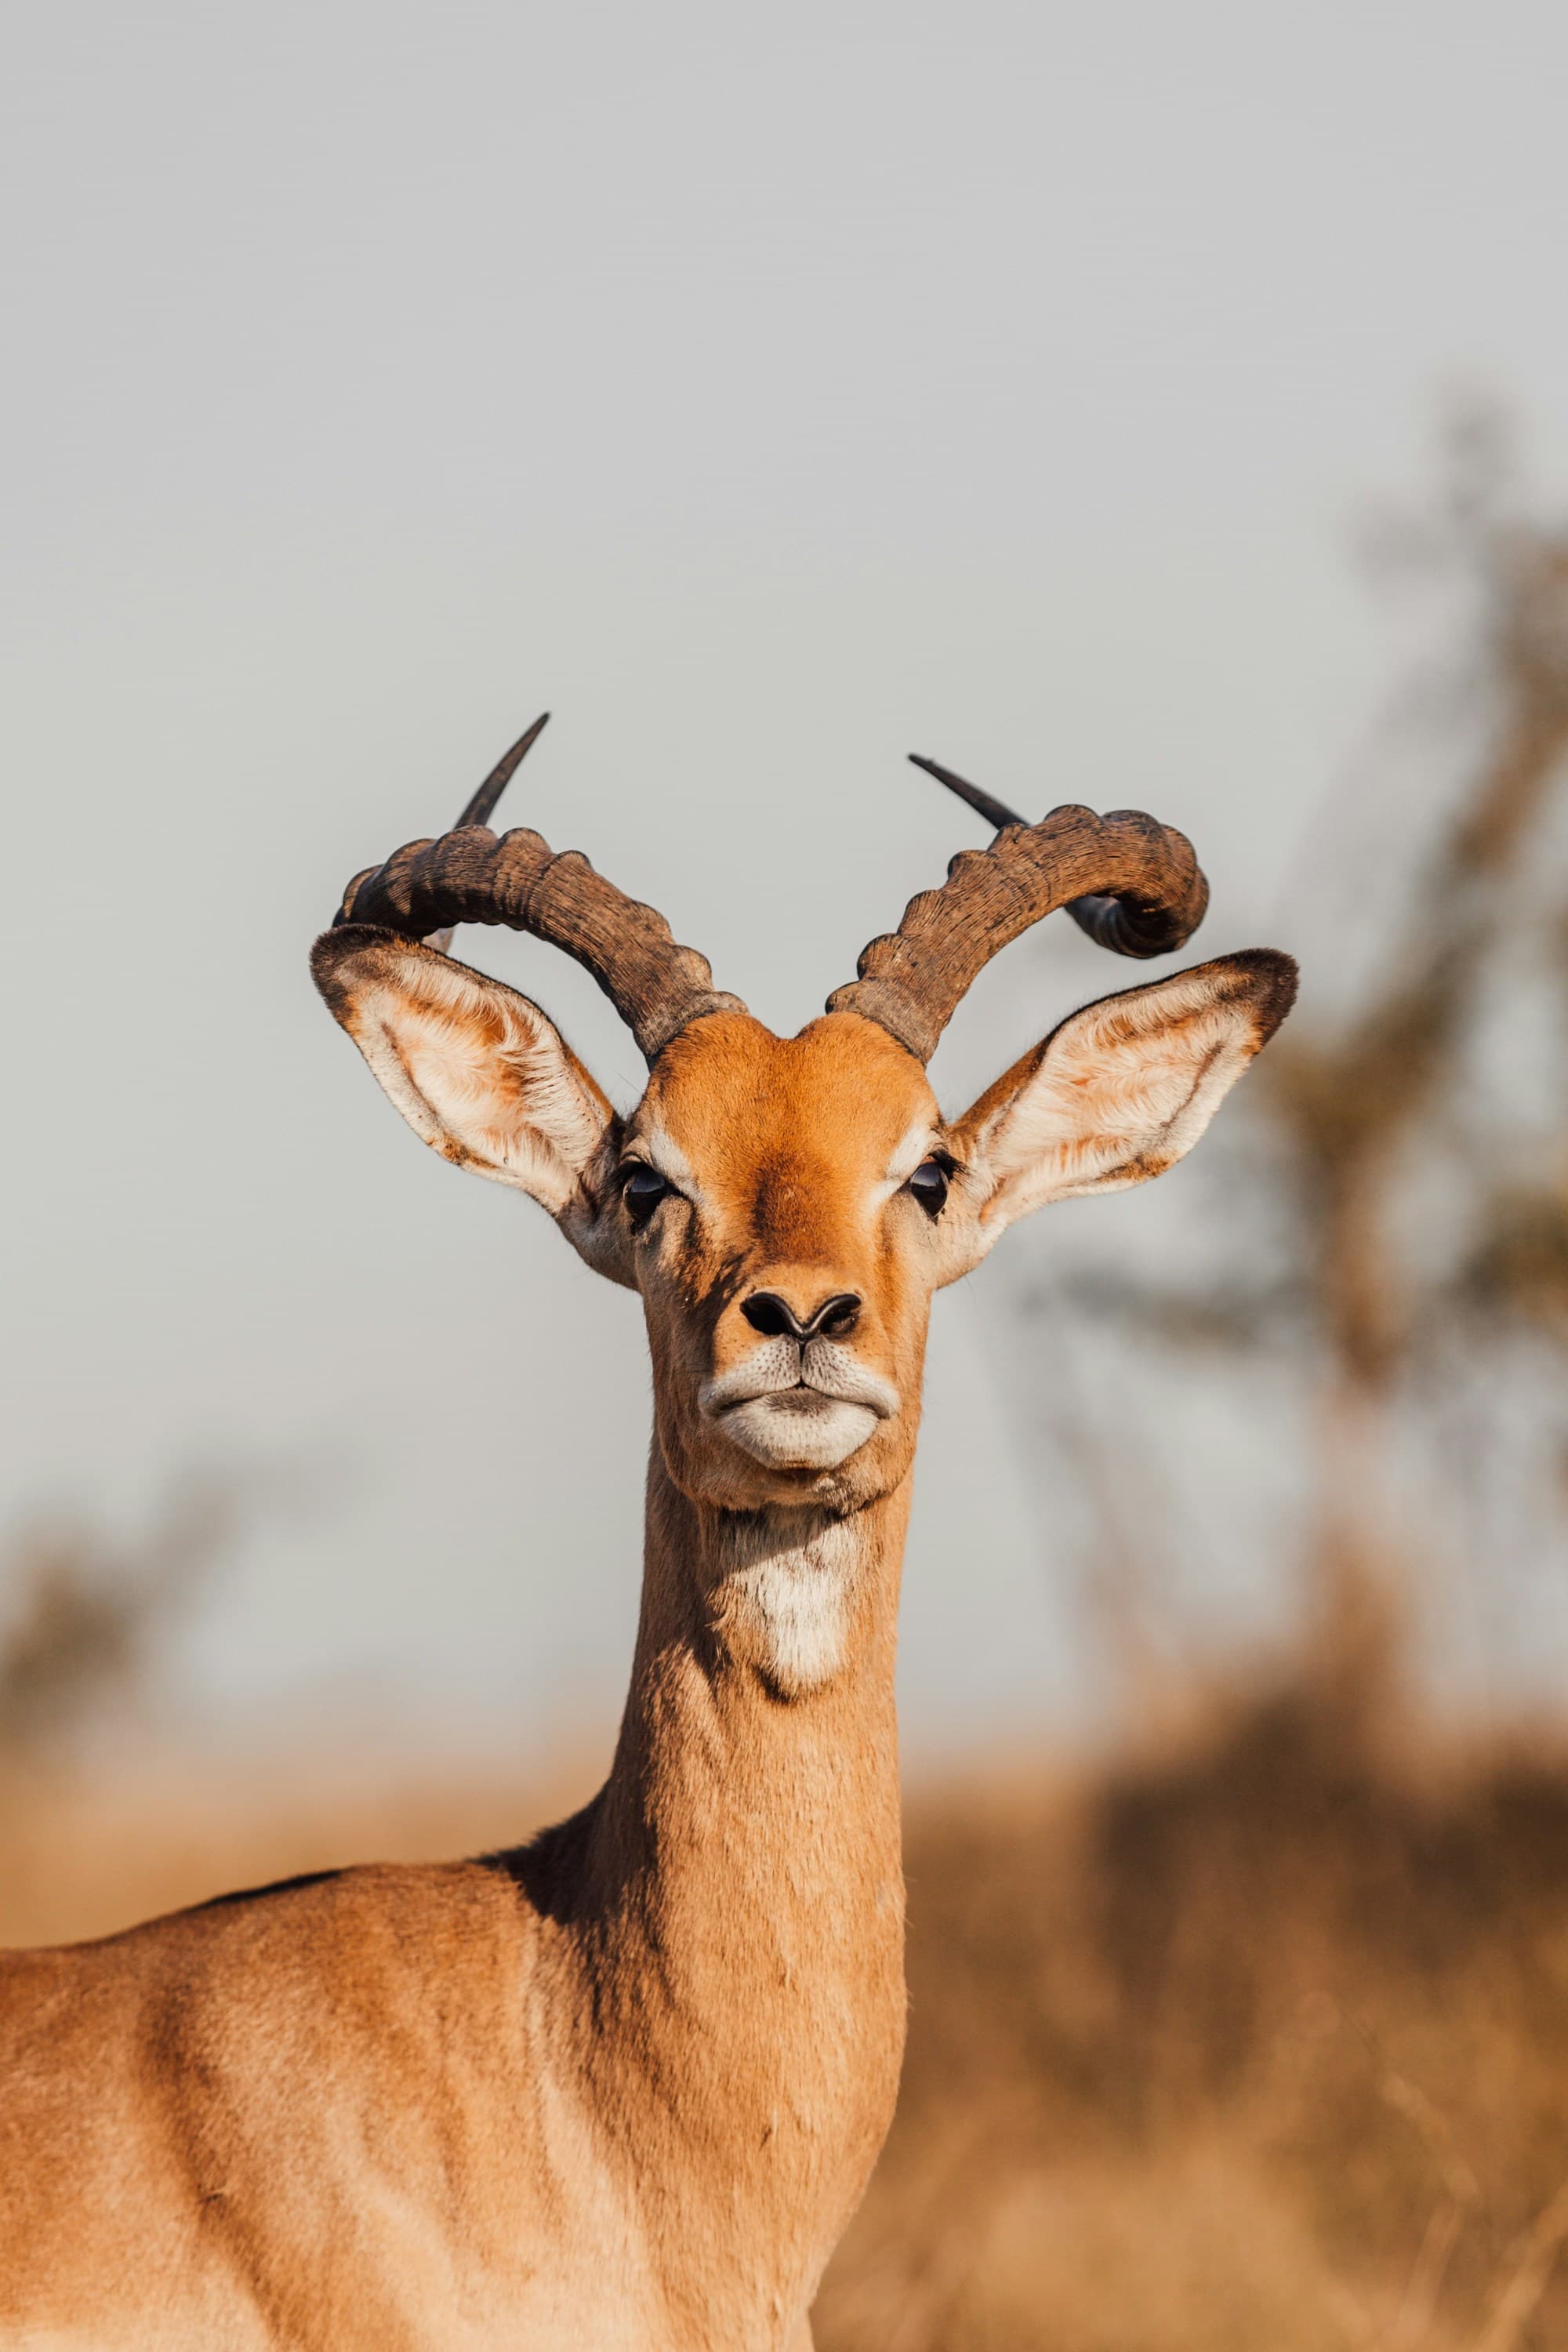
[
  {"left": 138, "top": 1860, "right": 543, "bottom": 2083},
  {"left": 67, "top": 1857, "right": 541, "bottom": 2030},
  {"left": 172, "top": 1856, "right": 537, "bottom": 1963}
]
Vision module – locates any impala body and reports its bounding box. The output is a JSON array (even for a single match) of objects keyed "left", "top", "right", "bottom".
[{"left": 0, "top": 724, "right": 1295, "bottom": 2349}]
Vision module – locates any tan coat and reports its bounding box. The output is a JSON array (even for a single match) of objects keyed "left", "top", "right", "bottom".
[{"left": 1, "top": 878, "right": 1293, "bottom": 2346}]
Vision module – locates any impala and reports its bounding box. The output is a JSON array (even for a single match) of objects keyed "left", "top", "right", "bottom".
[{"left": 0, "top": 718, "right": 1295, "bottom": 2349}]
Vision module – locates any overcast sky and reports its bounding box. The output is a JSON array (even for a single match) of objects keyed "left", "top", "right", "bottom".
[{"left": 4, "top": 1, "right": 1568, "bottom": 1766}]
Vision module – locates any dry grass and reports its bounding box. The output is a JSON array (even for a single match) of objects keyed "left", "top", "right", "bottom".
[
  {"left": 821, "top": 1679, "right": 1568, "bottom": 2352},
  {"left": 5, "top": 1677, "right": 1567, "bottom": 2352}
]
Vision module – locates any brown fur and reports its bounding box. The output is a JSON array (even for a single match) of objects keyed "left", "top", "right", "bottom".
[{"left": 0, "top": 938, "right": 1294, "bottom": 2347}]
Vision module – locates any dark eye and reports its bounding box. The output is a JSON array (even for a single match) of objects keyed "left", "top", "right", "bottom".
[
  {"left": 622, "top": 1164, "right": 672, "bottom": 1227},
  {"left": 906, "top": 1158, "right": 950, "bottom": 1219}
]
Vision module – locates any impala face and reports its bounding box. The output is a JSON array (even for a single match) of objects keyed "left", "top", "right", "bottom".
[
  {"left": 314, "top": 732, "right": 1294, "bottom": 1525},
  {"left": 619, "top": 1011, "right": 949, "bottom": 1511}
]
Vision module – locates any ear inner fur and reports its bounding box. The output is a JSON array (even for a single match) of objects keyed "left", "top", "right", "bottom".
[
  {"left": 311, "top": 926, "right": 618, "bottom": 1219},
  {"left": 955, "top": 949, "right": 1298, "bottom": 1234}
]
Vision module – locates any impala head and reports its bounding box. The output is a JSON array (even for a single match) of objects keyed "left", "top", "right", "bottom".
[{"left": 313, "top": 720, "right": 1296, "bottom": 1514}]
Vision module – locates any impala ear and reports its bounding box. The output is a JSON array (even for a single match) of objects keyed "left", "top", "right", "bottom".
[
  {"left": 312, "top": 927, "right": 630, "bottom": 1279},
  {"left": 947, "top": 949, "right": 1297, "bottom": 1256}
]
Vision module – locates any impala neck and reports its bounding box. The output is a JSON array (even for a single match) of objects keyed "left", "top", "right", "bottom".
[
  {"left": 592, "top": 1446, "right": 909, "bottom": 1930},
  {"left": 519, "top": 1445, "right": 910, "bottom": 2308}
]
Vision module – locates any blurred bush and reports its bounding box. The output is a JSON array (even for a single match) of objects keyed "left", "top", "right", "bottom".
[
  {"left": 0, "top": 1479, "right": 238, "bottom": 1760},
  {"left": 819, "top": 1682, "right": 1568, "bottom": 2350}
]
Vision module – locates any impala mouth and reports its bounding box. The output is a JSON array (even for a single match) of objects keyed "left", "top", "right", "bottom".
[
  {"left": 712, "top": 1392, "right": 884, "bottom": 1471},
  {"left": 699, "top": 1346, "right": 900, "bottom": 1471}
]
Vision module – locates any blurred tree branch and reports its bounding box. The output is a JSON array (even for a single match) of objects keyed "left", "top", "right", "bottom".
[{"left": 1025, "top": 404, "right": 1568, "bottom": 1714}]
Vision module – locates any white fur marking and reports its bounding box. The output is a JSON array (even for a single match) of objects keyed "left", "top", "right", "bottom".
[
  {"left": 881, "top": 1117, "right": 940, "bottom": 1195},
  {"left": 633, "top": 1123, "right": 710, "bottom": 1214},
  {"left": 721, "top": 1515, "right": 860, "bottom": 1697}
]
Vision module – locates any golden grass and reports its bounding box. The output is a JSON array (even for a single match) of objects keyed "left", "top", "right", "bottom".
[
  {"left": 820, "top": 1681, "right": 1568, "bottom": 2351},
  {"left": 5, "top": 1676, "right": 1566, "bottom": 2351}
]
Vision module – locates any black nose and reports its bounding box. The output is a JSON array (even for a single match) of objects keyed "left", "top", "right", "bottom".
[{"left": 741, "top": 1291, "right": 862, "bottom": 1343}]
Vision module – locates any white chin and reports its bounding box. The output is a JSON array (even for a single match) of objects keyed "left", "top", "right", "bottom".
[{"left": 718, "top": 1396, "right": 881, "bottom": 1471}]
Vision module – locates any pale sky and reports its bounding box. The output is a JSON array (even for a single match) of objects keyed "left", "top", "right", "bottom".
[{"left": 4, "top": 0, "right": 1568, "bottom": 1764}]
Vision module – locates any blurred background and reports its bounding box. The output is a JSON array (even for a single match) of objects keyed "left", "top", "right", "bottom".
[{"left": 6, "top": 3, "right": 1568, "bottom": 2344}]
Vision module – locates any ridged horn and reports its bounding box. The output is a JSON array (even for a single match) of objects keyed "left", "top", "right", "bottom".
[
  {"left": 826, "top": 754, "right": 1209, "bottom": 1062},
  {"left": 322, "top": 717, "right": 746, "bottom": 1064}
]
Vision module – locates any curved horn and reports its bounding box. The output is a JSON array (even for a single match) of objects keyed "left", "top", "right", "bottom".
[
  {"left": 326, "top": 718, "right": 746, "bottom": 1064},
  {"left": 420, "top": 713, "right": 552, "bottom": 954},
  {"left": 826, "top": 755, "right": 1209, "bottom": 1063}
]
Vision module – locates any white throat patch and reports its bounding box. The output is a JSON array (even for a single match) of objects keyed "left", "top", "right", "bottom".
[{"left": 718, "top": 1514, "right": 862, "bottom": 1699}]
